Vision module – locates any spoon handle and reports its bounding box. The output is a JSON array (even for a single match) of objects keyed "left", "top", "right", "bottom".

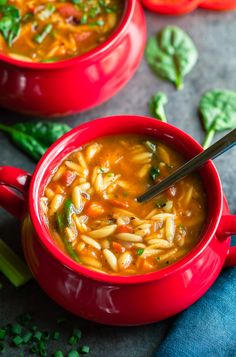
[{"left": 137, "top": 129, "right": 236, "bottom": 203}]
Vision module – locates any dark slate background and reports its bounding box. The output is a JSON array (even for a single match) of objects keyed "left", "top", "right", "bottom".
[{"left": 1, "top": 7, "right": 236, "bottom": 357}]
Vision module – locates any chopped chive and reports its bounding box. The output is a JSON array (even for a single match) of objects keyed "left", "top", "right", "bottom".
[
  {"left": 0, "top": 329, "right": 6, "bottom": 340},
  {"left": 80, "top": 345, "right": 90, "bottom": 354},
  {"left": 52, "top": 331, "right": 60, "bottom": 340},
  {"left": 11, "top": 323, "right": 22, "bottom": 335},
  {"left": 38, "top": 4, "right": 56, "bottom": 20},
  {"left": 68, "top": 351, "right": 79, "bottom": 357},
  {"left": 96, "top": 19, "right": 104, "bottom": 26},
  {"left": 68, "top": 336, "right": 77, "bottom": 345},
  {"left": 156, "top": 257, "right": 160, "bottom": 261},
  {"left": 22, "top": 331, "right": 32, "bottom": 344},
  {"left": 0, "top": 239, "right": 32, "bottom": 287},
  {"left": 39, "top": 340, "right": 46, "bottom": 356},
  {"left": 137, "top": 248, "right": 144, "bottom": 256},
  {"left": 54, "top": 352, "right": 64, "bottom": 357},
  {"left": 73, "top": 329, "right": 82, "bottom": 339},
  {"left": 80, "top": 14, "right": 87, "bottom": 24},
  {"left": 12, "top": 335, "right": 23, "bottom": 346},
  {"left": 34, "top": 331, "right": 42, "bottom": 341}
]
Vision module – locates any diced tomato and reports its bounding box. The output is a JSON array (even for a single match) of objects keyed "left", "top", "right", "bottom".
[
  {"left": 112, "top": 242, "right": 125, "bottom": 254},
  {"left": 108, "top": 199, "right": 129, "bottom": 209},
  {"left": 60, "top": 170, "right": 76, "bottom": 186},
  {"left": 58, "top": 4, "right": 82, "bottom": 19},
  {"left": 85, "top": 202, "right": 105, "bottom": 218},
  {"left": 142, "top": 0, "right": 201, "bottom": 15},
  {"left": 199, "top": 0, "right": 236, "bottom": 10},
  {"left": 74, "top": 32, "right": 92, "bottom": 42},
  {"left": 116, "top": 225, "right": 133, "bottom": 234}
]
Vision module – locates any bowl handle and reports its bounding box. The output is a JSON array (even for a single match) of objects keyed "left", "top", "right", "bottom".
[
  {"left": 217, "top": 215, "right": 236, "bottom": 267},
  {"left": 0, "top": 166, "right": 31, "bottom": 220}
]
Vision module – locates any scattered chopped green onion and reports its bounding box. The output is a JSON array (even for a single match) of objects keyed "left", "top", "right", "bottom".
[
  {"left": 81, "top": 345, "right": 90, "bottom": 354},
  {"left": 22, "top": 331, "right": 32, "bottom": 344},
  {"left": 54, "top": 352, "right": 64, "bottom": 357},
  {"left": 11, "top": 323, "right": 22, "bottom": 335},
  {"left": 38, "top": 4, "right": 56, "bottom": 20},
  {"left": 96, "top": 19, "right": 104, "bottom": 26},
  {"left": 156, "top": 257, "right": 160, "bottom": 261},
  {"left": 12, "top": 335, "right": 23, "bottom": 346},
  {"left": 39, "top": 340, "right": 46, "bottom": 356},
  {"left": 0, "top": 239, "right": 32, "bottom": 287},
  {"left": 73, "top": 329, "right": 82, "bottom": 339},
  {"left": 68, "top": 335, "right": 77, "bottom": 345},
  {"left": 34, "top": 330, "right": 43, "bottom": 341},
  {"left": 68, "top": 350, "right": 79, "bottom": 357},
  {"left": 80, "top": 14, "right": 87, "bottom": 24}
]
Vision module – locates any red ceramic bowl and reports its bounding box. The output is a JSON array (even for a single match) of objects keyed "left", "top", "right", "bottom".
[
  {"left": 0, "top": 1, "right": 146, "bottom": 117},
  {"left": 1, "top": 115, "right": 236, "bottom": 326}
]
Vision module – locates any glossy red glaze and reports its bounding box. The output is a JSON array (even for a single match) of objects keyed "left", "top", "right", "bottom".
[
  {"left": 1, "top": 116, "right": 236, "bottom": 325},
  {"left": 0, "top": 1, "right": 145, "bottom": 117}
]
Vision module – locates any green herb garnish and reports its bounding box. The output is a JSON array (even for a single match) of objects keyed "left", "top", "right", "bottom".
[
  {"left": 199, "top": 89, "right": 236, "bottom": 148},
  {"left": 150, "top": 166, "right": 160, "bottom": 181},
  {"left": 149, "top": 92, "right": 168, "bottom": 122},
  {"left": 145, "top": 26, "right": 198, "bottom": 90},
  {"left": 137, "top": 248, "right": 144, "bottom": 256},
  {"left": 38, "top": 4, "right": 56, "bottom": 20},
  {"left": 144, "top": 140, "right": 156, "bottom": 154}
]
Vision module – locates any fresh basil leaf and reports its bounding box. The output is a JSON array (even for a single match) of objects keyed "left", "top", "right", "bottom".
[
  {"left": 0, "top": 121, "right": 71, "bottom": 161},
  {"left": 0, "top": 5, "right": 21, "bottom": 46},
  {"left": 145, "top": 26, "right": 198, "bottom": 90},
  {"left": 149, "top": 91, "right": 168, "bottom": 122},
  {"left": 199, "top": 89, "right": 236, "bottom": 148},
  {"left": 150, "top": 166, "right": 160, "bottom": 181}
]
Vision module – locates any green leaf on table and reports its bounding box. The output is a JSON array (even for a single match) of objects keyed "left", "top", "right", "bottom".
[
  {"left": 145, "top": 26, "right": 198, "bottom": 90},
  {"left": 149, "top": 91, "right": 168, "bottom": 122},
  {"left": 0, "top": 5, "right": 21, "bottom": 46},
  {"left": 199, "top": 89, "right": 236, "bottom": 148},
  {"left": 0, "top": 121, "right": 71, "bottom": 161}
]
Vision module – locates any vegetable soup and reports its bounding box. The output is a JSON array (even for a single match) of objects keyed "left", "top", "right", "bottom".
[
  {"left": 0, "top": 0, "right": 124, "bottom": 62},
  {"left": 41, "top": 135, "right": 207, "bottom": 275}
]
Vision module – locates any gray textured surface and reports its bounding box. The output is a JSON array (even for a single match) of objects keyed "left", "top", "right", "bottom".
[{"left": 1, "top": 7, "right": 236, "bottom": 357}]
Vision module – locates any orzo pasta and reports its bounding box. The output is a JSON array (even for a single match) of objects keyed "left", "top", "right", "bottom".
[{"left": 41, "top": 135, "right": 207, "bottom": 275}]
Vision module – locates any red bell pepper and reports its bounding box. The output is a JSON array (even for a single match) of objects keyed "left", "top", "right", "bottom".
[
  {"left": 142, "top": 0, "right": 201, "bottom": 15},
  {"left": 199, "top": 0, "right": 236, "bottom": 10}
]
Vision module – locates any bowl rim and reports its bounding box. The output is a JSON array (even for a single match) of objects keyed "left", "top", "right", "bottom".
[
  {"left": 29, "top": 115, "right": 223, "bottom": 285},
  {"left": 0, "top": 0, "right": 134, "bottom": 70}
]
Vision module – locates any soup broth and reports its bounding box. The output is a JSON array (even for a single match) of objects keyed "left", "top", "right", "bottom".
[
  {"left": 41, "top": 135, "right": 207, "bottom": 275},
  {"left": 0, "top": 0, "right": 124, "bottom": 62}
]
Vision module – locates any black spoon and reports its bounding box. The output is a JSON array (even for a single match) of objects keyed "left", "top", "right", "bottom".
[{"left": 137, "top": 129, "right": 236, "bottom": 203}]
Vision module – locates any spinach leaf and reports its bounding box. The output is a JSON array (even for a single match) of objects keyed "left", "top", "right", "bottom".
[
  {"left": 199, "top": 90, "right": 236, "bottom": 148},
  {"left": 0, "top": 121, "right": 71, "bottom": 161},
  {"left": 145, "top": 26, "right": 198, "bottom": 90},
  {"left": 56, "top": 213, "right": 80, "bottom": 263},
  {"left": 0, "top": 5, "right": 21, "bottom": 46},
  {"left": 149, "top": 91, "right": 168, "bottom": 122},
  {"left": 150, "top": 166, "right": 160, "bottom": 181}
]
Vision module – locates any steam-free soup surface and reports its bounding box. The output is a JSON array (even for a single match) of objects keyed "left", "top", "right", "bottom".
[
  {"left": 41, "top": 135, "right": 207, "bottom": 275},
  {"left": 0, "top": 0, "right": 123, "bottom": 62}
]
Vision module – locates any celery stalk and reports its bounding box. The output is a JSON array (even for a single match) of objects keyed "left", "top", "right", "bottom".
[{"left": 0, "top": 240, "right": 32, "bottom": 287}]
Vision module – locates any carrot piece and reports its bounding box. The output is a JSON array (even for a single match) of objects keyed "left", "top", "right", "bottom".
[
  {"left": 116, "top": 225, "right": 133, "bottom": 234},
  {"left": 112, "top": 242, "right": 125, "bottom": 254},
  {"left": 85, "top": 202, "right": 105, "bottom": 218},
  {"left": 60, "top": 170, "right": 76, "bottom": 186},
  {"left": 108, "top": 199, "right": 129, "bottom": 209}
]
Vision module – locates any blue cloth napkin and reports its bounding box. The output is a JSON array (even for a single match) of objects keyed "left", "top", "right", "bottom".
[{"left": 156, "top": 238, "right": 236, "bottom": 357}]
